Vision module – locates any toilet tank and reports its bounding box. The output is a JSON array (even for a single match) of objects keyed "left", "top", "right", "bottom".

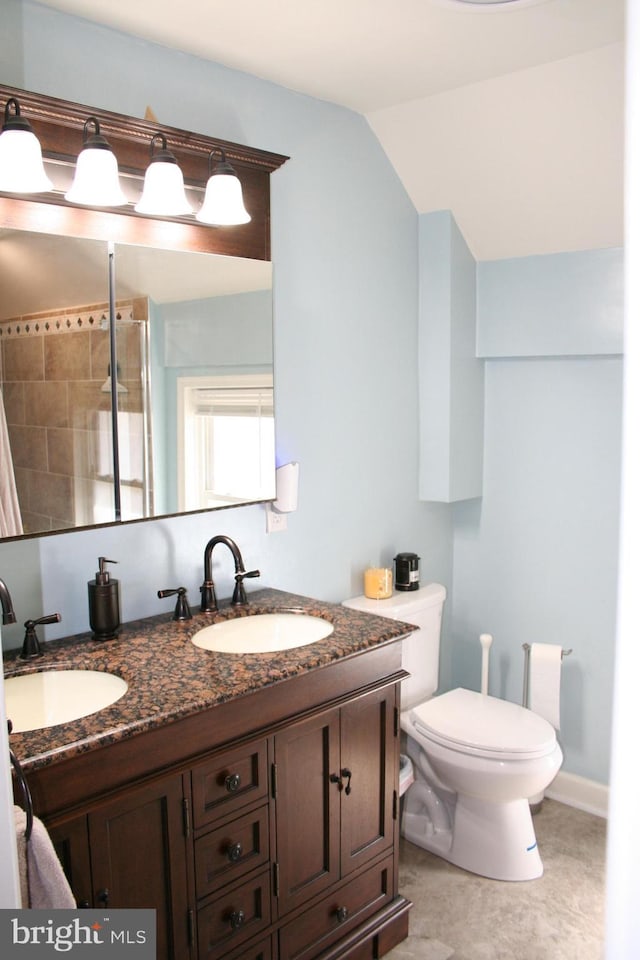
[{"left": 343, "top": 583, "right": 446, "bottom": 709}]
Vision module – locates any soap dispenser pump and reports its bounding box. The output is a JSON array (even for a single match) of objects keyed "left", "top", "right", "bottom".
[{"left": 88, "top": 557, "right": 121, "bottom": 641}]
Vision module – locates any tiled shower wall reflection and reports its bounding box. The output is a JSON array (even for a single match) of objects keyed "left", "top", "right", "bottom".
[{"left": 0, "top": 299, "right": 150, "bottom": 536}]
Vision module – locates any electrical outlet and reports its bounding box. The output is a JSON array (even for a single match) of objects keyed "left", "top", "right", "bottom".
[{"left": 266, "top": 506, "right": 288, "bottom": 533}]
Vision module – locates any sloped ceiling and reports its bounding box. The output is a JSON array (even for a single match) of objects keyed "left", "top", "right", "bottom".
[{"left": 34, "top": 0, "right": 625, "bottom": 259}]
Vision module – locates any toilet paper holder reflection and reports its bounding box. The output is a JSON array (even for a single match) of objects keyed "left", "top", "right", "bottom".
[{"left": 521, "top": 642, "right": 572, "bottom": 709}]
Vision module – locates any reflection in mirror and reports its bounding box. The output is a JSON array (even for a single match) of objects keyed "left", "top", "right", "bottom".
[
  {"left": 0, "top": 229, "right": 275, "bottom": 541},
  {"left": 0, "top": 230, "right": 112, "bottom": 537},
  {"left": 177, "top": 374, "right": 274, "bottom": 512},
  {"left": 113, "top": 242, "right": 275, "bottom": 519}
]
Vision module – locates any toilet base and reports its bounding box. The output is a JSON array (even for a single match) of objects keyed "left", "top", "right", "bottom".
[{"left": 402, "top": 792, "right": 543, "bottom": 882}]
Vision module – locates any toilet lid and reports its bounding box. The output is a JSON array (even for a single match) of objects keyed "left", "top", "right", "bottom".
[{"left": 410, "top": 688, "right": 557, "bottom": 760}]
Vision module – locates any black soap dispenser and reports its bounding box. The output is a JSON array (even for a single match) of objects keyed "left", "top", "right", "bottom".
[{"left": 89, "top": 557, "right": 121, "bottom": 641}]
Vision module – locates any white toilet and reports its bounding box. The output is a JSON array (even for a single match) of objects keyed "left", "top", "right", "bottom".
[{"left": 343, "top": 584, "right": 562, "bottom": 881}]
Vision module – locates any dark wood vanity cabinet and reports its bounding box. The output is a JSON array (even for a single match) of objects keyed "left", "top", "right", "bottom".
[
  {"left": 38, "top": 669, "right": 409, "bottom": 960},
  {"left": 275, "top": 687, "right": 398, "bottom": 960},
  {"left": 49, "top": 772, "right": 193, "bottom": 960},
  {"left": 274, "top": 686, "right": 396, "bottom": 915}
]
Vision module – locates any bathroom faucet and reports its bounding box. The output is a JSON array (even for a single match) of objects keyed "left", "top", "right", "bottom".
[
  {"left": 0, "top": 578, "right": 16, "bottom": 626},
  {"left": 20, "top": 613, "right": 62, "bottom": 660},
  {"left": 201, "top": 536, "right": 260, "bottom": 613}
]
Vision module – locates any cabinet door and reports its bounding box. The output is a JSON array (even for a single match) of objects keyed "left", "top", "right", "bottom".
[
  {"left": 49, "top": 815, "right": 93, "bottom": 908},
  {"left": 339, "top": 686, "right": 397, "bottom": 876},
  {"left": 88, "top": 774, "right": 192, "bottom": 960},
  {"left": 274, "top": 708, "right": 340, "bottom": 916}
]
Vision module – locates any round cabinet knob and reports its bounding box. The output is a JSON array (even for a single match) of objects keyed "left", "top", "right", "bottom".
[
  {"left": 229, "top": 909, "right": 245, "bottom": 930},
  {"left": 227, "top": 841, "right": 243, "bottom": 862},
  {"left": 97, "top": 888, "right": 110, "bottom": 907},
  {"left": 224, "top": 773, "right": 241, "bottom": 793},
  {"left": 336, "top": 906, "right": 349, "bottom": 923}
]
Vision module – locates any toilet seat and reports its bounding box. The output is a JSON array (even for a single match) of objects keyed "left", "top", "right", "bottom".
[{"left": 409, "top": 687, "right": 557, "bottom": 761}]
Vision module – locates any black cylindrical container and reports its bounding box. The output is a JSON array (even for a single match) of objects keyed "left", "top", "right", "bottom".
[
  {"left": 394, "top": 552, "right": 420, "bottom": 592},
  {"left": 88, "top": 557, "right": 121, "bottom": 641}
]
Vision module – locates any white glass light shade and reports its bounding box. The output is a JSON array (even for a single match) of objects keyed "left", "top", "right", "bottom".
[
  {"left": 65, "top": 146, "right": 128, "bottom": 206},
  {"left": 196, "top": 172, "right": 251, "bottom": 226},
  {"left": 0, "top": 128, "right": 53, "bottom": 193},
  {"left": 135, "top": 159, "right": 193, "bottom": 216}
]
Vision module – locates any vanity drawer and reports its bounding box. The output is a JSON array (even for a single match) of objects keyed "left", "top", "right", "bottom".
[
  {"left": 192, "top": 739, "right": 269, "bottom": 829},
  {"left": 195, "top": 805, "right": 270, "bottom": 898},
  {"left": 279, "top": 854, "right": 394, "bottom": 960},
  {"left": 224, "top": 934, "right": 272, "bottom": 960},
  {"left": 197, "top": 867, "right": 272, "bottom": 960}
]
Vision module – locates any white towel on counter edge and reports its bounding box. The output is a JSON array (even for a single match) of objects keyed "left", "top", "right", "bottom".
[{"left": 13, "top": 806, "right": 76, "bottom": 908}]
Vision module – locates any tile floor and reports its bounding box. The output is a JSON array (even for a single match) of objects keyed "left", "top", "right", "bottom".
[{"left": 388, "top": 800, "right": 607, "bottom": 960}]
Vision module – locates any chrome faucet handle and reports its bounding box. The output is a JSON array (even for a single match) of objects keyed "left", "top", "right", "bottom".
[
  {"left": 200, "top": 580, "right": 218, "bottom": 614},
  {"left": 20, "top": 612, "right": 61, "bottom": 660},
  {"left": 157, "top": 587, "right": 193, "bottom": 621},
  {"left": 231, "top": 569, "right": 260, "bottom": 606}
]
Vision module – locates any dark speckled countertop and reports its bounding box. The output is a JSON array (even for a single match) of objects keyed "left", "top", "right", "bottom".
[{"left": 4, "top": 588, "right": 415, "bottom": 772}]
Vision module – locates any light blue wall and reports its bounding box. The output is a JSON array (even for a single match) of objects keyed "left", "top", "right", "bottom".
[
  {"left": 451, "top": 251, "right": 623, "bottom": 785},
  {"left": 418, "top": 212, "right": 484, "bottom": 502},
  {"left": 0, "top": 4, "right": 622, "bottom": 787},
  {"left": 161, "top": 291, "right": 272, "bottom": 369},
  {"left": 0, "top": 0, "right": 24, "bottom": 84},
  {"left": 477, "top": 248, "right": 624, "bottom": 357},
  {"left": 0, "top": 4, "right": 454, "bottom": 674}
]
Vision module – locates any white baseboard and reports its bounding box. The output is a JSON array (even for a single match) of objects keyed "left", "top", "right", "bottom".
[{"left": 545, "top": 770, "right": 609, "bottom": 819}]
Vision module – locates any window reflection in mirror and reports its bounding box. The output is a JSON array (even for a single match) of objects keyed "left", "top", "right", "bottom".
[
  {"left": 177, "top": 374, "right": 274, "bottom": 511},
  {"left": 0, "top": 228, "right": 275, "bottom": 541}
]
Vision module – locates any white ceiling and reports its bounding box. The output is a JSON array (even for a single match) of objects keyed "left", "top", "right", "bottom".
[{"left": 34, "top": 0, "right": 626, "bottom": 259}]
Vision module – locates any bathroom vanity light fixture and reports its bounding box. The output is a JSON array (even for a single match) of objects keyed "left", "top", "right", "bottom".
[
  {"left": 196, "top": 148, "right": 251, "bottom": 226},
  {"left": 0, "top": 97, "right": 53, "bottom": 194},
  {"left": 65, "top": 117, "right": 128, "bottom": 207},
  {"left": 134, "top": 132, "right": 193, "bottom": 216},
  {"left": 0, "top": 85, "right": 282, "bottom": 240}
]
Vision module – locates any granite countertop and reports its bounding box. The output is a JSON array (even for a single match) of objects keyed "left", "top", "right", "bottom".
[{"left": 4, "top": 588, "right": 415, "bottom": 772}]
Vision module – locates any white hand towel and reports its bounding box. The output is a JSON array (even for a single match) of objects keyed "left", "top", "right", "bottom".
[
  {"left": 14, "top": 806, "right": 76, "bottom": 908},
  {"left": 529, "top": 642, "right": 563, "bottom": 729},
  {"left": 14, "top": 806, "right": 29, "bottom": 909}
]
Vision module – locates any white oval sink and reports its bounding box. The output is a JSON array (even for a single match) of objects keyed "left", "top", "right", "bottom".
[
  {"left": 4, "top": 669, "right": 128, "bottom": 733},
  {"left": 191, "top": 613, "right": 334, "bottom": 654}
]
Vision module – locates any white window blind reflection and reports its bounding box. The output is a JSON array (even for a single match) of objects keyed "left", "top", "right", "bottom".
[{"left": 178, "top": 376, "right": 275, "bottom": 510}]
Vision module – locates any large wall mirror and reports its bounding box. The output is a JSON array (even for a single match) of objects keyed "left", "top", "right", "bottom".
[{"left": 0, "top": 84, "right": 287, "bottom": 542}]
